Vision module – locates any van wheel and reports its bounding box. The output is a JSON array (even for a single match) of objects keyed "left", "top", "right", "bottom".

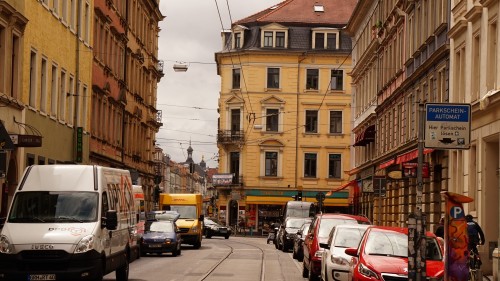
[
  {"left": 172, "top": 249, "right": 178, "bottom": 257},
  {"left": 116, "top": 258, "right": 129, "bottom": 281},
  {"left": 193, "top": 241, "right": 201, "bottom": 249}
]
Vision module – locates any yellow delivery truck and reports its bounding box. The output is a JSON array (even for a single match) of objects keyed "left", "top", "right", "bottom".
[{"left": 159, "top": 193, "right": 203, "bottom": 249}]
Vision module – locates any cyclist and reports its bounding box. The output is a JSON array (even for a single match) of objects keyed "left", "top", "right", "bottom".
[{"left": 466, "top": 214, "right": 485, "bottom": 267}]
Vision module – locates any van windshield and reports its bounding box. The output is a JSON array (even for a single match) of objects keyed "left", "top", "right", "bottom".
[
  {"left": 169, "top": 206, "right": 197, "bottom": 219},
  {"left": 8, "top": 191, "right": 99, "bottom": 223}
]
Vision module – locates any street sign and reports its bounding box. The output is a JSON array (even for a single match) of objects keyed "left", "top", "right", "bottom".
[
  {"left": 315, "top": 192, "right": 325, "bottom": 202},
  {"left": 425, "top": 103, "right": 471, "bottom": 149}
]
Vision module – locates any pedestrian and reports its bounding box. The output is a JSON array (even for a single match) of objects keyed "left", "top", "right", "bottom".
[{"left": 434, "top": 216, "right": 444, "bottom": 239}]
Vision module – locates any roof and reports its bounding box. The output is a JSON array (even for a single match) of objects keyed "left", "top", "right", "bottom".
[{"left": 234, "top": 0, "right": 357, "bottom": 26}]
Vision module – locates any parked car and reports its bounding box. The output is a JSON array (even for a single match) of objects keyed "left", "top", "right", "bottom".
[
  {"left": 277, "top": 217, "right": 312, "bottom": 252},
  {"left": 303, "top": 213, "right": 371, "bottom": 281},
  {"left": 345, "top": 226, "right": 444, "bottom": 281},
  {"left": 140, "top": 219, "right": 182, "bottom": 256},
  {"left": 204, "top": 218, "right": 231, "bottom": 239},
  {"left": 319, "top": 224, "right": 370, "bottom": 281},
  {"left": 293, "top": 221, "right": 311, "bottom": 261}
]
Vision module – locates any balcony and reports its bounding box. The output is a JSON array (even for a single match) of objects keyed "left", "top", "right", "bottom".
[{"left": 217, "top": 130, "right": 245, "bottom": 146}]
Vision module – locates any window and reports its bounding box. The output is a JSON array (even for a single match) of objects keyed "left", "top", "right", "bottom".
[
  {"left": 59, "top": 70, "right": 66, "bottom": 120},
  {"left": 29, "top": 50, "right": 37, "bottom": 107},
  {"left": 51, "top": 64, "right": 58, "bottom": 116},
  {"left": 304, "top": 153, "right": 317, "bottom": 178},
  {"left": 70, "top": 0, "right": 76, "bottom": 30},
  {"left": 328, "top": 154, "right": 341, "bottom": 178},
  {"left": 265, "top": 152, "right": 278, "bottom": 176},
  {"left": 329, "top": 111, "right": 342, "bottom": 133},
  {"left": 266, "top": 108, "right": 279, "bottom": 132},
  {"left": 68, "top": 75, "right": 74, "bottom": 124},
  {"left": 235, "top": 32, "right": 241, "bottom": 49},
  {"left": 231, "top": 108, "right": 241, "bottom": 132},
  {"left": 276, "top": 32, "right": 285, "bottom": 47},
  {"left": 313, "top": 30, "right": 339, "bottom": 49},
  {"left": 232, "top": 68, "right": 240, "bottom": 89},
  {"left": 230, "top": 152, "right": 240, "bottom": 180},
  {"left": 264, "top": 31, "right": 273, "bottom": 47},
  {"left": 331, "top": 70, "right": 343, "bottom": 90},
  {"left": 306, "top": 69, "right": 319, "bottom": 90},
  {"left": 305, "top": 110, "right": 318, "bottom": 133},
  {"left": 40, "top": 57, "right": 48, "bottom": 112},
  {"left": 267, "top": 68, "right": 280, "bottom": 89}
]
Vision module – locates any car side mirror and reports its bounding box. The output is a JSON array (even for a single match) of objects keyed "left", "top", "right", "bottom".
[
  {"left": 319, "top": 242, "right": 329, "bottom": 249},
  {"left": 103, "top": 210, "right": 118, "bottom": 230},
  {"left": 345, "top": 248, "right": 358, "bottom": 257}
]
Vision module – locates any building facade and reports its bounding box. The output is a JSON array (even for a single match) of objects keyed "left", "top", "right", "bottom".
[
  {"left": 449, "top": 0, "right": 500, "bottom": 277},
  {"left": 215, "top": 0, "right": 357, "bottom": 233},
  {"left": 90, "top": 0, "right": 164, "bottom": 209},
  {"left": 0, "top": 0, "right": 93, "bottom": 216}
]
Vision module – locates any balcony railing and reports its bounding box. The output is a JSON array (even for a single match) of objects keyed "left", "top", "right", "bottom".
[{"left": 217, "top": 130, "right": 244, "bottom": 145}]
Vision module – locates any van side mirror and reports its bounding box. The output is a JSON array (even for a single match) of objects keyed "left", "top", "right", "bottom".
[
  {"left": 345, "top": 248, "right": 358, "bottom": 257},
  {"left": 319, "top": 242, "right": 330, "bottom": 249},
  {"left": 103, "top": 210, "right": 118, "bottom": 230},
  {"left": 199, "top": 214, "right": 204, "bottom": 221}
]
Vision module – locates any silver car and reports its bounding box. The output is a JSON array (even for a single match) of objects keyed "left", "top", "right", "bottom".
[{"left": 319, "top": 224, "right": 370, "bottom": 281}]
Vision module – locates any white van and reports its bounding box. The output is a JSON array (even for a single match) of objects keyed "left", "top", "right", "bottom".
[{"left": 0, "top": 165, "right": 140, "bottom": 281}]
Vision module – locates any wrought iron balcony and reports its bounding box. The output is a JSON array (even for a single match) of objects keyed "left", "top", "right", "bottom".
[{"left": 217, "top": 130, "right": 245, "bottom": 145}]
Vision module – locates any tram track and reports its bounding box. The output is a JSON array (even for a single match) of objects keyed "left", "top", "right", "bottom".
[{"left": 199, "top": 238, "right": 270, "bottom": 281}]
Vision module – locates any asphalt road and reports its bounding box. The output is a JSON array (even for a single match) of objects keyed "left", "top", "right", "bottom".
[{"left": 104, "top": 236, "right": 307, "bottom": 281}]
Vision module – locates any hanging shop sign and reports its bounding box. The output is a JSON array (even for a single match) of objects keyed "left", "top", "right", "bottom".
[
  {"left": 402, "top": 162, "right": 430, "bottom": 178},
  {"left": 9, "top": 134, "right": 42, "bottom": 147},
  {"left": 213, "top": 173, "right": 234, "bottom": 186}
]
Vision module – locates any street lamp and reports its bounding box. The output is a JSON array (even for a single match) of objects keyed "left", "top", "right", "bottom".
[{"left": 173, "top": 63, "right": 188, "bottom": 72}]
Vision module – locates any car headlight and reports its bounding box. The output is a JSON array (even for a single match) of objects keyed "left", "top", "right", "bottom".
[
  {"left": 191, "top": 226, "right": 199, "bottom": 233},
  {"left": 331, "top": 254, "right": 349, "bottom": 266},
  {"left": 75, "top": 235, "right": 95, "bottom": 253},
  {"left": 0, "top": 235, "right": 14, "bottom": 254},
  {"left": 358, "top": 263, "right": 379, "bottom": 279},
  {"left": 164, "top": 239, "right": 172, "bottom": 244}
]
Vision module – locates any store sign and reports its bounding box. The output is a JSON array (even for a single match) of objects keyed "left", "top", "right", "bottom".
[
  {"left": 402, "top": 162, "right": 429, "bottom": 178},
  {"left": 213, "top": 173, "right": 234, "bottom": 186},
  {"left": 10, "top": 134, "right": 42, "bottom": 147}
]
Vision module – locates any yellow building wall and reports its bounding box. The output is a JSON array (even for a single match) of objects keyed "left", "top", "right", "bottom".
[
  {"left": 19, "top": 1, "right": 93, "bottom": 166},
  {"left": 218, "top": 52, "right": 352, "bottom": 196}
]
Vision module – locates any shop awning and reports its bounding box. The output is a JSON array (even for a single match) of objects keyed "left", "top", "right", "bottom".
[
  {"left": 245, "top": 196, "right": 348, "bottom": 206},
  {"left": 325, "top": 180, "right": 358, "bottom": 196},
  {"left": 379, "top": 159, "right": 396, "bottom": 169},
  {"left": 395, "top": 148, "right": 434, "bottom": 164},
  {"left": 353, "top": 125, "right": 375, "bottom": 147}
]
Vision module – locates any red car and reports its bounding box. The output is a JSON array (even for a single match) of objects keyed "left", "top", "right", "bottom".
[
  {"left": 303, "top": 213, "right": 371, "bottom": 281},
  {"left": 345, "top": 226, "right": 444, "bottom": 281}
]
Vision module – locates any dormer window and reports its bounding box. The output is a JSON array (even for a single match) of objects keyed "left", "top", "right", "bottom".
[
  {"left": 231, "top": 25, "right": 248, "bottom": 50},
  {"left": 312, "top": 28, "right": 340, "bottom": 50},
  {"left": 261, "top": 23, "right": 289, "bottom": 48},
  {"left": 235, "top": 32, "right": 242, "bottom": 48}
]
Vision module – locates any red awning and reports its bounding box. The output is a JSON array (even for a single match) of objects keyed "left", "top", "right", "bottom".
[
  {"left": 325, "top": 180, "right": 358, "bottom": 196},
  {"left": 395, "top": 148, "right": 434, "bottom": 164},
  {"left": 353, "top": 125, "right": 375, "bottom": 146},
  {"left": 379, "top": 159, "right": 396, "bottom": 169}
]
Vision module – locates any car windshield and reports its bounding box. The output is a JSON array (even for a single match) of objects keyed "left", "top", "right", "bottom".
[
  {"left": 8, "top": 191, "right": 98, "bottom": 223},
  {"left": 333, "top": 227, "right": 367, "bottom": 248},
  {"left": 318, "top": 218, "right": 357, "bottom": 238},
  {"left": 147, "top": 221, "right": 174, "bottom": 233},
  {"left": 365, "top": 231, "right": 408, "bottom": 257},
  {"left": 286, "top": 218, "right": 310, "bottom": 228},
  {"left": 301, "top": 223, "right": 311, "bottom": 234},
  {"left": 169, "top": 206, "right": 197, "bottom": 219}
]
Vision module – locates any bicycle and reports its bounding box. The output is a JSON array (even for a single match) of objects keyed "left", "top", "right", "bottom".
[{"left": 468, "top": 248, "right": 491, "bottom": 281}]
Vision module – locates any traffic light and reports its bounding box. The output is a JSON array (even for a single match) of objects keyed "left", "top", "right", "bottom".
[{"left": 297, "top": 191, "right": 302, "bottom": 201}]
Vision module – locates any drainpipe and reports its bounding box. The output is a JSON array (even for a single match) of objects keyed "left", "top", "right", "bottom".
[
  {"left": 121, "top": 1, "right": 129, "bottom": 166},
  {"left": 73, "top": 0, "right": 81, "bottom": 163},
  {"left": 295, "top": 53, "right": 306, "bottom": 197}
]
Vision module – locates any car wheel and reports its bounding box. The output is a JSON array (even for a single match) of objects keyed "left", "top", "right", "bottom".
[
  {"left": 207, "top": 234, "right": 212, "bottom": 238},
  {"left": 178, "top": 246, "right": 182, "bottom": 256},
  {"left": 302, "top": 261, "right": 309, "bottom": 278},
  {"left": 292, "top": 248, "right": 297, "bottom": 259},
  {"left": 282, "top": 244, "right": 288, "bottom": 252},
  {"left": 115, "top": 257, "right": 129, "bottom": 281},
  {"left": 225, "top": 235, "right": 229, "bottom": 239},
  {"left": 193, "top": 241, "right": 201, "bottom": 249}
]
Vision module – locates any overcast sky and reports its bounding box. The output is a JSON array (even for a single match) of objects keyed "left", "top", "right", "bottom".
[{"left": 156, "top": 0, "right": 282, "bottom": 168}]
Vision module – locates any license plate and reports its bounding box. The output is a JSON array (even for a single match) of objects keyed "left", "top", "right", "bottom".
[
  {"left": 220, "top": 229, "right": 227, "bottom": 233},
  {"left": 29, "top": 274, "right": 56, "bottom": 280},
  {"left": 149, "top": 244, "right": 162, "bottom": 248}
]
